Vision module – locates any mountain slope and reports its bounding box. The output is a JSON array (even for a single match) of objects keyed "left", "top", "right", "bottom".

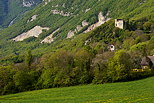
[
  {"left": 0, "top": 0, "right": 153, "bottom": 57},
  {"left": 0, "top": 0, "right": 41, "bottom": 28}
]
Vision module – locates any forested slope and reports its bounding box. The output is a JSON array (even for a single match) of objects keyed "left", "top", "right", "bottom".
[
  {"left": 0, "top": 0, "right": 153, "bottom": 57},
  {"left": 0, "top": 0, "right": 41, "bottom": 28}
]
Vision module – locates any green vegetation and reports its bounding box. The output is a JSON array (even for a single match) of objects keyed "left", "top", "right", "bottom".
[
  {"left": 0, "top": 0, "right": 154, "bottom": 57},
  {"left": 0, "top": 77, "right": 154, "bottom": 103},
  {"left": 0, "top": 0, "right": 154, "bottom": 97},
  {"left": 0, "top": 0, "right": 41, "bottom": 28},
  {"left": 0, "top": 19, "right": 154, "bottom": 95}
]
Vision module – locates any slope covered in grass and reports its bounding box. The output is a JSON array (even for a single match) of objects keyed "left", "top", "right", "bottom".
[{"left": 0, "top": 77, "right": 154, "bottom": 103}]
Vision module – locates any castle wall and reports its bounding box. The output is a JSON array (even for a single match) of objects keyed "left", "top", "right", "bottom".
[{"left": 115, "top": 19, "right": 124, "bottom": 29}]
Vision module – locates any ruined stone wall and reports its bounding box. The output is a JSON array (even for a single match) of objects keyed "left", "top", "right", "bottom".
[{"left": 115, "top": 19, "right": 124, "bottom": 29}]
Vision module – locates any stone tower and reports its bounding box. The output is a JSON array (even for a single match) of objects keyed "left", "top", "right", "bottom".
[{"left": 115, "top": 19, "right": 125, "bottom": 29}]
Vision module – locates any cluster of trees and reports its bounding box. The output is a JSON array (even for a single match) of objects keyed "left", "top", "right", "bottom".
[
  {"left": 1, "top": 46, "right": 154, "bottom": 95},
  {"left": 129, "top": 20, "right": 154, "bottom": 31}
]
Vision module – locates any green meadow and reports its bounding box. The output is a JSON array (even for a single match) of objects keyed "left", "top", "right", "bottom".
[{"left": 0, "top": 77, "right": 154, "bottom": 103}]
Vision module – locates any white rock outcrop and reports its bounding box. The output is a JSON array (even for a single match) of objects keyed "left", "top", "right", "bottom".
[
  {"left": 51, "top": 10, "right": 73, "bottom": 17},
  {"left": 41, "top": 28, "right": 60, "bottom": 43},
  {"left": 84, "top": 12, "right": 111, "bottom": 33},
  {"left": 82, "top": 20, "right": 89, "bottom": 27},
  {"left": 66, "top": 20, "right": 89, "bottom": 39},
  {"left": 23, "top": 0, "right": 35, "bottom": 7},
  {"left": 66, "top": 12, "right": 110, "bottom": 39},
  {"left": 85, "top": 8, "right": 91, "bottom": 13},
  {"left": 67, "top": 30, "right": 75, "bottom": 39},
  {"left": 76, "top": 25, "right": 83, "bottom": 32},
  {"left": 13, "top": 26, "right": 49, "bottom": 41},
  {"left": 30, "top": 15, "right": 38, "bottom": 22},
  {"left": 62, "top": 3, "right": 66, "bottom": 8},
  {"left": 27, "top": 15, "right": 38, "bottom": 23}
]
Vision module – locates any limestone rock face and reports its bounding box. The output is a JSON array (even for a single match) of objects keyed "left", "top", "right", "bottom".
[
  {"left": 13, "top": 26, "right": 49, "bottom": 41},
  {"left": 51, "top": 10, "right": 73, "bottom": 17},
  {"left": 84, "top": 12, "right": 110, "bottom": 33},
  {"left": 66, "top": 20, "right": 89, "bottom": 39},
  {"left": 67, "top": 30, "right": 75, "bottom": 39},
  {"left": 82, "top": 20, "right": 89, "bottom": 27},
  {"left": 23, "top": 0, "right": 41, "bottom": 7},
  {"left": 76, "top": 25, "right": 83, "bottom": 32},
  {"left": 27, "top": 15, "right": 38, "bottom": 23},
  {"left": 41, "top": 34, "right": 54, "bottom": 43},
  {"left": 30, "top": 15, "right": 38, "bottom": 22},
  {"left": 85, "top": 8, "right": 91, "bottom": 13},
  {"left": 23, "top": 0, "right": 35, "bottom": 7},
  {"left": 41, "top": 28, "right": 60, "bottom": 43}
]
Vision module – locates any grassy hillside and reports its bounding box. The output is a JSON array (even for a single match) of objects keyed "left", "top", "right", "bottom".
[
  {"left": 0, "top": 77, "right": 154, "bottom": 103},
  {"left": 0, "top": 0, "right": 153, "bottom": 58}
]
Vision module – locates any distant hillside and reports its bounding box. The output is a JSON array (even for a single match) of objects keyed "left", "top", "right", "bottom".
[
  {"left": 0, "top": 77, "right": 154, "bottom": 103},
  {"left": 0, "top": 0, "right": 41, "bottom": 28}
]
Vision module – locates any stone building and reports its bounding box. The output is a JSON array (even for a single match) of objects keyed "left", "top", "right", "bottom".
[{"left": 115, "top": 19, "right": 125, "bottom": 29}]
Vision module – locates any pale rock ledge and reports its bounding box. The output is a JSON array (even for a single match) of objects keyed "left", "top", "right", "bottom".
[
  {"left": 66, "top": 20, "right": 89, "bottom": 39},
  {"left": 13, "top": 26, "right": 49, "bottom": 41},
  {"left": 84, "top": 12, "right": 111, "bottom": 33},
  {"left": 41, "top": 28, "right": 60, "bottom": 43},
  {"left": 27, "top": 15, "right": 38, "bottom": 23},
  {"left": 23, "top": 0, "right": 35, "bottom": 7},
  {"left": 51, "top": 10, "right": 73, "bottom": 17}
]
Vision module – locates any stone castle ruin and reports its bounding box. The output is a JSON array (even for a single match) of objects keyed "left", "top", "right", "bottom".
[{"left": 115, "top": 19, "right": 125, "bottom": 29}]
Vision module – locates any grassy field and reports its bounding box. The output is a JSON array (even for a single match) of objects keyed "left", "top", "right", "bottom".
[{"left": 0, "top": 77, "right": 154, "bottom": 103}]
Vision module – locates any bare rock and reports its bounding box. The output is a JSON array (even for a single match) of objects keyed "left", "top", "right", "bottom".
[
  {"left": 67, "top": 30, "right": 75, "bottom": 38},
  {"left": 51, "top": 10, "right": 73, "bottom": 17},
  {"left": 41, "top": 28, "right": 60, "bottom": 43},
  {"left": 85, "top": 8, "right": 91, "bottom": 13},
  {"left": 82, "top": 20, "right": 89, "bottom": 27},
  {"left": 13, "top": 26, "right": 49, "bottom": 41}
]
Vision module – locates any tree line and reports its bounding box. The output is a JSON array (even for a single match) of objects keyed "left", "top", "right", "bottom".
[{"left": 0, "top": 48, "right": 154, "bottom": 95}]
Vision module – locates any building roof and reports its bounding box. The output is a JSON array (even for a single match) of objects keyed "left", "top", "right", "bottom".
[
  {"left": 141, "top": 56, "right": 154, "bottom": 66},
  {"left": 148, "top": 56, "right": 154, "bottom": 64},
  {"left": 115, "top": 19, "right": 123, "bottom": 21}
]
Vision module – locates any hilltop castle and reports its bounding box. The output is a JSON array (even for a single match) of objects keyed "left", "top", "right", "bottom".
[{"left": 115, "top": 19, "right": 125, "bottom": 29}]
